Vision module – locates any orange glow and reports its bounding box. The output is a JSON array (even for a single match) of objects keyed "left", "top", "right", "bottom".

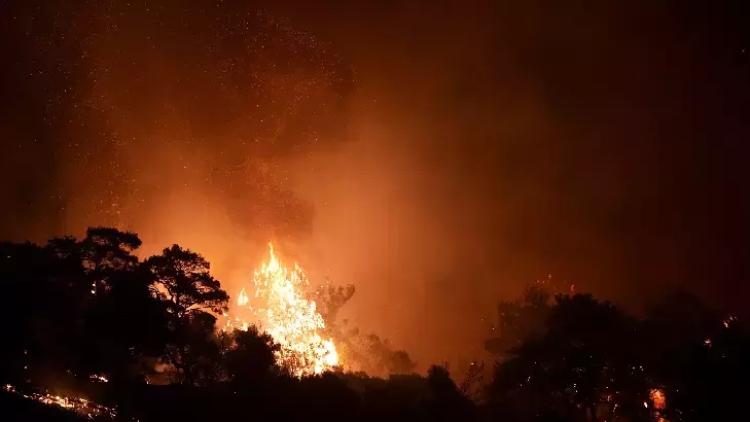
[
  {"left": 3, "top": 384, "right": 117, "bottom": 420},
  {"left": 650, "top": 388, "right": 666, "bottom": 409},
  {"left": 225, "top": 243, "right": 339, "bottom": 376}
]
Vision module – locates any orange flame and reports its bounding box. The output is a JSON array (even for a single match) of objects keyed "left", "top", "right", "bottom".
[
  {"left": 226, "top": 243, "right": 339, "bottom": 376},
  {"left": 3, "top": 384, "right": 118, "bottom": 420}
]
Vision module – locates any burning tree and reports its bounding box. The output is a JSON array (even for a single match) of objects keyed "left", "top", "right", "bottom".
[
  {"left": 227, "top": 243, "right": 339, "bottom": 376},
  {"left": 224, "top": 243, "right": 417, "bottom": 378}
]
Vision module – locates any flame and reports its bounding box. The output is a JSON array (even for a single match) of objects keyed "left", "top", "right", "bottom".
[
  {"left": 724, "top": 315, "right": 737, "bottom": 329},
  {"left": 226, "top": 243, "right": 339, "bottom": 376},
  {"left": 649, "top": 388, "right": 666, "bottom": 410},
  {"left": 3, "top": 384, "right": 118, "bottom": 420},
  {"left": 648, "top": 388, "right": 668, "bottom": 422},
  {"left": 89, "top": 374, "right": 109, "bottom": 383}
]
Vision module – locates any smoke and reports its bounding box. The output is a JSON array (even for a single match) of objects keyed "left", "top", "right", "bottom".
[
  {"left": 265, "top": 0, "right": 750, "bottom": 365},
  {"left": 2, "top": 0, "right": 748, "bottom": 369}
]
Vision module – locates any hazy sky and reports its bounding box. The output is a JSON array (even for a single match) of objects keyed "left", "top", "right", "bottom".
[{"left": 1, "top": 0, "right": 748, "bottom": 367}]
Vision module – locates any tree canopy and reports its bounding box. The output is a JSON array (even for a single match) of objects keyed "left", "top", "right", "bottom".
[{"left": 1, "top": 227, "right": 747, "bottom": 422}]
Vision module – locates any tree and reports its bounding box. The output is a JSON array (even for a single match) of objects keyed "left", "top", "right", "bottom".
[
  {"left": 171, "top": 315, "right": 231, "bottom": 387},
  {"left": 0, "top": 241, "right": 55, "bottom": 383},
  {"left": 44, "top": 236, "right": 90, "bottom": 302},
  {"left": 488, "top": 294, "right": 650, "bottom": 422},
  {"left": 144, "top": 245, "right": 229, "bottom": 384},
  {"left": 310, "top": 282, "right": 417, "bottom": 376},
  {"left": 641, "top": 290, "right": 750, "bottom": 422},
  {"left": 79, "top": 227, "right": 142, "bottom": 294},
  {"left": 457, "top": 361, "right": 485, "bottom": 401},
  {"left": 349, "top": 334, "right": 417, "bottom": 376},
  {"left": 225, "top": 326, "right": 281, "bottom": 388},
  {"left": 1, "top": 228, "right": 161, "bottom": 389},
  {"left": 420, "top": 365, "right": 476, "bottom": 422},
  {"left": 145, "top": 245, "right": 229, "bottom": 321},
  {"left": 81, "top": 264, "right": 170, "bottom": 385},
  {"left": 17, "top": 238, "right": 91, "bottom": 382},
  {"left": 485, "top": 278, "right": 569, "bottom": 357},
  {"left": 311, "top": 283, "right": 356, "bottom": 327},
  {"left": 28, "top": 228, "right": 169, "bottom": 388}
]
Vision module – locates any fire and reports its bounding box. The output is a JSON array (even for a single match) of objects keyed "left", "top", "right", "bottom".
[
  {"left": 89, "top": 374, "right": 109, "bottom": 383},
  {"left": 226, "top": 243, "right": 339, "bottom": 376},
  {"left": 649, "top": 388, "right": 666, "bottom": 410},
  {"left": 3, "top": 384, "right": 118, "bottom": 420}
]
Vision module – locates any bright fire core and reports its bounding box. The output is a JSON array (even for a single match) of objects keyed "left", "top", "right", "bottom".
[{"left": 226, "top": 243, "right": 339, "bottom": 376}]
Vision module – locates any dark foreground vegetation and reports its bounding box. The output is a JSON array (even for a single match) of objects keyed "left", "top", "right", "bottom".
[{"left": 1, "top": 227, "right": 748, "bottom": 422}]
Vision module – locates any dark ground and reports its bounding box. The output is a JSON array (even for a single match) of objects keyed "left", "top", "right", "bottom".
[{"left": 0, "top": 391, "right": 87, "bottom": 422}]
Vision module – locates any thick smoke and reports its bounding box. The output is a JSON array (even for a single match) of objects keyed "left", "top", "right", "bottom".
[
  {"left": 2, "top": 1, "right": 353, "bottom": 266},
  {"left": 2, "top": 0, "right": 748, "bottom": 369}
]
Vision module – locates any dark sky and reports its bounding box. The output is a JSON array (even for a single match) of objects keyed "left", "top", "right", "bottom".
[{"left": 1, "top": 0, "right": 748, "bottom": 367}]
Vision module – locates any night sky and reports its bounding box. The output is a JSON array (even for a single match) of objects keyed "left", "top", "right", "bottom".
[{"left": 1, "top": 0, "right": 748, "bottom": 366}]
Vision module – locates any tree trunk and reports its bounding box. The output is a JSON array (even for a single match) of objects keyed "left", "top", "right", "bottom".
[{"left": 178, "top": 344, "right": 193, "bottom": 385}]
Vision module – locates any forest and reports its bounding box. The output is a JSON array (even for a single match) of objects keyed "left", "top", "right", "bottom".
[{"left": 1, "top": 227, "right": 747, "bottom": 422}]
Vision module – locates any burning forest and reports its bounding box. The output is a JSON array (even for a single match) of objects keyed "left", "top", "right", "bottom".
[
  {"left": 2, "top": 1, "right": 749, "bottom": 422},
  {"left": 1, "top": 227, "right": 747, "bottom": 422}
]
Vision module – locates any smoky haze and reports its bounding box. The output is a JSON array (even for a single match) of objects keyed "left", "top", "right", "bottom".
[{"left": 1, "top": 0, "right": 748, "bottom": 368}]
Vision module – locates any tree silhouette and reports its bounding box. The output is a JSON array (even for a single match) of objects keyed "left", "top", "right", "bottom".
[
  {"left": 641, "top": 290, "right": 750, "bottom": 422},
  {"left": 45, "top": 236, "right": 91, "bottom": 302},
  {"left": 457, "top": 361, "right": 485, "bottom": 401},
  {"left": 354, "top": 334, "right": 417, "bottom": 376},
  {"left": 0, "top": 241, "right": 56, "bottom": 383},
  {"left": 388, "top": 350, "right": 417, "bottom": 375},
  {"left": 79, "top": 227, "right": 142, "bottom": 294},
  {"left": 489, "top": 294, "right": 650, "bottom": 422},
  {"left": 21, "top": 229, "right": 164, "bottom": 389},
  {"left": 385, "top": 364, "right": 475, "bottom": 422},
  {"left": 81, "top": 264, "right": 170, "bottom": 385},
  {"left": 145, "top": 245, "right": 229, "bottom": 320},
  {"left": 225, "top": 326, "right": 281, "bottom": 388},
  {"left": 485, "top": 279, "right": 566, "bottom": 357},
  {"left": 8, "top": 226, "right": 750, "bottom": 422},
  {"left": 144, "top": 245, "right": 229, "bottom": 384},
  {"left": 81, "top": 227, "right": 141, "bottom": 266}
]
